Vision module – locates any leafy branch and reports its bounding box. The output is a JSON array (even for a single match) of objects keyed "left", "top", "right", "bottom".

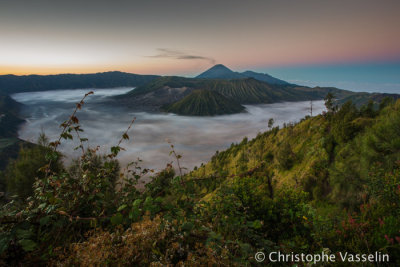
[
  {"left": 108, "top": 117, "right": 136, "bottom": 158},
  {"left": 166, "top": 139, "right": 186, "bottom": 186},
  {"left": 45, "top": 91, "right": 94, "bottom": 175}
]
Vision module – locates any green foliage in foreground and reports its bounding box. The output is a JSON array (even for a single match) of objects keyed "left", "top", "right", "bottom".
[
  {"left": 2, "top": 134, "right": 63, "bottom": 201},
  {"left": 1, "top": 96, "right": 400, "bottom": 266}
]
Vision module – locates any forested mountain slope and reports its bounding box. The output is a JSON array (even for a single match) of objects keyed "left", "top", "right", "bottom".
[{"left": 162, "top": 90, "right": 245, "bottom": 116}]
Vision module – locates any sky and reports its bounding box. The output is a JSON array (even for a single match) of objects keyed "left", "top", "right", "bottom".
[{"left": 1, "top": 0, "right": 400, "bottom": 91}]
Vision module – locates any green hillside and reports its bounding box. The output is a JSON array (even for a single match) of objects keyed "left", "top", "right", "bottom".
[
  {"left": 1, "top": 97, "right": 400, "bottom": 265},
  {"left": 162, "top": 90, "right": 245, "bottom": 116},
  {"left": 338, "top": 92, "right": 400, "bottom": 107}
]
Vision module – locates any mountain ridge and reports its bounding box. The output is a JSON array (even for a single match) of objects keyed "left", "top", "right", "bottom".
[
  {"left": 196, "top": 64, "right": 289, "bottom": 85},
  {"left": 118, "top": 75, "right": 356, "bottom": 115},
  {"left": 0, "top": 71, "right": 159, "bottom": 94}
]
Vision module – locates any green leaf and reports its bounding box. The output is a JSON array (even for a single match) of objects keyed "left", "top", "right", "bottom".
[
  {"left": 0, "top": 233, "right": 11, "bottom": 254},
  {"left": 40, "top": 216, "right": 51, "bottom": 226},
  {"left": 38, "top": 203, "right": 47, "bottom": 210},
  {"left": 111, "top": 146, "right": 121, "bottom": 155},
  {"left": 132, "top": 199, "right": 142, "bottom": 208},
  {"left": 129, "top": 209, "right": 141, "bottom": 221},
  {"left": 16, "top": 229, "right": 33, "bottom": 239},
  {"left": 110, "top": 213, "right": 123, "bottom": 225},
  {"left": 251, "top": 220, "right": 263, "bottom": 229},
  {"left": 117, "top": 204, "right": 128, "bottom": 212},
  {"left": 181, "top": 222, "right": 194, "bottom": 232},
  {"left": 143, "top": 196, "right": 154, "bottom": 211},
  {"left": 154, "top": 197, "right": 163, "bottom": 203},
  {"left": 60, "top": 132, "right": 73, "bottom": 140},
  {"left": 45, "top": 151, "right": 59, "bottom": 161},
  {"left": 18, "top": 239, "right": 38, "bottom": 252}
]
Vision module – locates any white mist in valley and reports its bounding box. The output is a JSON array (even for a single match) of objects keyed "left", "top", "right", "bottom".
[{"left": 12, "top": 88, "right": 326, "bottom": 175}]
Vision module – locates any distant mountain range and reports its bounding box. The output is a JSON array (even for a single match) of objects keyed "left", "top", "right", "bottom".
[
  {"left": 196, "top": 64, "right": 289, "bottom": 85},
  {"left": 0, "top": 64, "right": 399, "bottom": 117},
  {"left": 0, "top": 71, "right": 159, "bottom": 94}
]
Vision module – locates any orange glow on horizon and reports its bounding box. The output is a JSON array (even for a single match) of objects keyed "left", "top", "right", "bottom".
[{"left": 0, "top": 62, "right": 206, "bottom": 76}]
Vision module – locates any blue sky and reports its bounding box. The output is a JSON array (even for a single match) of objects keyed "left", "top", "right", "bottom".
[{"left": 258, "top": 61, "right": 400, "bottom": 93}]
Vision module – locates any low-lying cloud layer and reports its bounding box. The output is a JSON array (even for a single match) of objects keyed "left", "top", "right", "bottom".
[{"left": 12, "top": 88, "right": 325, "bottom": 177}]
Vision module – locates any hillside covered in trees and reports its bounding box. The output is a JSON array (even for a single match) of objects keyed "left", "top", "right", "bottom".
[
  {"left": 162, "top": 90, "right": 245, "bottom": 116},
  {"left": 0, "top": 94, "right": 399, "bottom": 265}
]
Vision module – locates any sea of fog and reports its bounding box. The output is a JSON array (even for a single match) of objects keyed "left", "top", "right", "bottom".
[{"left": 11, "top": 88, "right": 325, "bottom": 174}]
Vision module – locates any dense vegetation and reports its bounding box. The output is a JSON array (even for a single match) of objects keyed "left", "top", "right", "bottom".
[
  {"left": 162, "top": 90, "right": 245, "bottom": 116},
  {"left": 0, "top": 71, "right": 159, "bottom": 94},
  {"left": 338, "top": 92, "right": 400, "bottom": 107},
  {"left": 0, "top": 92, "right": 399, "bottom": 265}
]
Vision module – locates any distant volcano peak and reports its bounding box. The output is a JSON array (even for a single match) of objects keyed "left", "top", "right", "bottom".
[
  {"left": 196, "top": 64, "right": 241, "bottom": 79},
  {"left": 196, "top": 64, "right": 289, "bottom": 85},
  {"left": 210, "top": 64, "right": 232, "bottom": 70}
]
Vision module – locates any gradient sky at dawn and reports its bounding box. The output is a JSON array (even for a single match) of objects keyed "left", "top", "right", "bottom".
[{"left": 1, "top": 0, "right": 400, "bottom": 90}]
